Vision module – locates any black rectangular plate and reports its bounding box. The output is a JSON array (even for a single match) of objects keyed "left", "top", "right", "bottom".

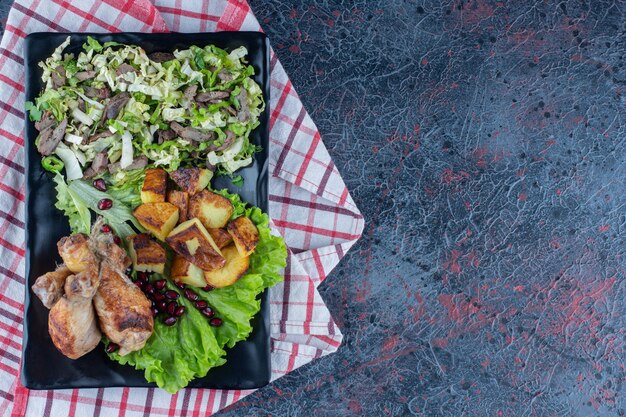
[{"left": 21, "top": 32, "right": 270, "bottom": 390}]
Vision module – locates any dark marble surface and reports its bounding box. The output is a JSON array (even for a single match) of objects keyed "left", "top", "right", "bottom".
[{"left": 2, "top": 1, "right": 625, "bottom": 416}]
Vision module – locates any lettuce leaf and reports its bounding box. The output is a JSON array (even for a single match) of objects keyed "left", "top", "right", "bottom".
[{"left": 107, "top": 188, "right": 287, "bottom": 393}]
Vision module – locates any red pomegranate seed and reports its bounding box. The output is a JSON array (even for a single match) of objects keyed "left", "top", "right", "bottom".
[
  {"left": 154, "top": 279, "right": 167, "bottom": 290},
  {"left": 195, "top": 300, "right": 208, "bottom": 309},
  {"left": 101, "top": 224, "right": 112, "bottom": 233},
  {"left": 209, "top": 318, "right": 222, "bottom": 327},
  {"left": 136, "top": 271, "right": 149, "bottom": 281},
  {"left": 134, "top": 280, "right": 142, "bottom": 288},
  {"left": 106, "top": 342, "right": 119, "bottom": 353},
  {"left": 201, "top": 307, "right": 214, "bottom": 318},
  {"left": 93, "top": 178, "right": 107, "bottom": 191},
  {"left": 164, "top": 290, "right": 179, "bottom": 300},
  {"left": 153, "top": 292, "right": 165, "bottom": 302},
  {"left": 113, "top": 236, "right": 121, "bottom": 245},
  {"left": 166, "top": 301, "right": 177, "bottom": 315},
  {"left": 97, "top": 198, "right": 113, "bottom": 210},
  {"left": 175, "top": 281, "right": 186, "bottom": 289},
  {"left": 174, "top": 306, "right": 186, "bottom": 317},
  {"left": 163, "top": 316, "right": 177, "bottom": 326},
  {"left": 144, "top": 283, "right": 155, "bottom": 295},
  {"left": 151, "top": 307, "right": 159, "bottom": 317},
  {"left": 183, "top": 288, "right": 198, "bottom": 301},
  {"left": 156, "top": 300, "right": 167, "bottom": 312},
  {"left": 201, "top": 285, "right": 213, "bottom": 292}
]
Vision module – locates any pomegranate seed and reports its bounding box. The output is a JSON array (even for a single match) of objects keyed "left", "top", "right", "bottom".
[
  {"left": 202, "top": 285, "right": 213, "bottom": 292},
  {"left": 134, "top": 280, "right": 142, "bottom": 288},
  {"left": 164, "top": 290, "right": 179, "bottom": 300},
  {"left": 101, "top": 224, "right": 112, "bottom": 233},
  {"left": 97, "top": 198, "right": 113, "bottom": 210},
  {"left": 106, "top": 342, "right": 119, "bottom": 353},
  {"left": 93, "top": 178, "right": 107, "bottom": 191},
  {"left": 201, "top": 307, "right": 214, "bottom": 317},
  {"left": 174, "top": 306, "right": 186, "bottom": 317},
  {"left": 151, "top": 307, "right": 159, "bottom": 317},
  {"left": 167, "top": 301, "right": 177, "bottom": 315},
  {"left": 153, "top": 292, "right": 165, "bottom": 302},
  {"left": 163, "top": 316, "right": 177, "bottom": 326},
  {"left": 183, "top": 288, "right": 198, "bottom": 301},
  {"left": 154, "top": 279, "right": 167, "bottom": 290},
  {"left": 144, "top": 283, "right": 155, "bottom": 295},
  {"left": 195, "top": 300, "right": 208, "bottom": 309},
  {"left": 113, "top": 236, "right": 121, "bottom": 245},
  {"left": 209, "top": 318, "right": 222, "bottom": 327},
  {"left": 156, "top": 301, "right": 167, "bottom": 312},
  {"left": 175, "top": 281, "right": 186, "bottom": 289}
]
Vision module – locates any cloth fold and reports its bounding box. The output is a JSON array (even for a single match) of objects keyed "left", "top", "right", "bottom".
[{"left": 0, "top": 1, "right": 363, "bottom": 416}]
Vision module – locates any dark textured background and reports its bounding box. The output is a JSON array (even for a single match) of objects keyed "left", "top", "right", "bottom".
[{"left": 4, "top": 1, "right": 626, "bottom": 416}]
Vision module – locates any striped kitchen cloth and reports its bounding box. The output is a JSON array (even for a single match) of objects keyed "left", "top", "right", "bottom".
[{"left": 0, "top": 0, "right": 363, "bottom": 416}]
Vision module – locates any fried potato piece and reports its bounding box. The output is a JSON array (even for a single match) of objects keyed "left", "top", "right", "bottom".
[
  {"left": 140, "top": 168, "right": 167, "bottom": 203},
  {"left": 203, "top": 245, "right": 249, "bottom": 288},
  {"left": 208, "top": 228, "right": 233, "bottom": 249},
  {"left": 167, "top": 190, "right": 189, "bottom": 223},
  {"left": 188, "top": 190, "right": 233, "bottom": 229},
  {"left": 170, "top": 254, "right": 206, "bottom": 287},
  {"left": 169, "top": 167, "right": 212, "bottom": 194},
  {"left": 227, "top": 216, "right": 259, "bottom": 256},
  {"left": 165, "top": 218, "right": 225, "bottom": 271},
  {"left": 133, "top": 202, "right": 179, "bottom": 241},
  {"left": 127, "top": 233, "right": 167, "bottom": 274}
]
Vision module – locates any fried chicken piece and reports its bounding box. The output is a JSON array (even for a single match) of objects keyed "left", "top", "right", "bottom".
[
  {"left": 48, "top": 268, "right": 101, "bottom": 359},
  {"left": 57, "top": 234, "right": 97, "bottom": 273},
  {"left": 93, "top": 262, "right": 153, "bottom": 355},
  {"left": 32, "top": 264, "right": 72, "bottom": 309}
]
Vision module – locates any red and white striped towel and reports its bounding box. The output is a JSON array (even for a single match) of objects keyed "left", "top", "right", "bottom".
[{"left": 0, "top": 0, "right": 363, "bottom": 415}]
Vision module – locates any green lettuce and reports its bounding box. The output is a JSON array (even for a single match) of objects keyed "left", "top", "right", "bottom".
[{"left": 108, "top": 188, "right": 287, "bottom": 393}]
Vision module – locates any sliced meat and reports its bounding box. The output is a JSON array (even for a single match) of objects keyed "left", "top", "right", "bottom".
[
  {"left": 108, "top": 155, "right": 148, "bottom": 174},
  {"left": 156, "top": 129, "right": 177, "bottom": 144},
  {"left": 84, "top": 86, "right": 111, "bottom": 100},
  {"left": 87, "top": 130, "right": 114, "bottom": 143},
  {"left": 83, "top": 151, "right": 109, "bottom": 179},
  {"left": 237, "top": 88, "right": 250, "bottom": 122},
  {"left": 206, "top": 130, "right": 236, "bottom": 152},
  {"left": 224, "top": 105, "right": 237, "bottom": 116},
  {"left": 37, "top": 118, "right": 67, "bottom": 156},
  {"left": 51, "top": 65, "right": 66, "bottom": 89},
  {"left": 217, "top": 69, "right": 233, "bottom": 83},
  {"left": 78, "top": 99, "right": 86, "bottom": 113},
  {"left": 183, "top": 84, "right": 198, "bottom": 101},
  {"left": 116, "top": 63, "right": 136, "bottom": 76},
  {"left": 148, "top": 52, "right": 175, "bottom": 63},
  {"left": 75, "top": 70, "right": 96, "bottom": 82},
  {"left": 35, "top": 111, "right": 55, "bottom": 132},
  {"left": 170, "top": 121, "right": 215, "bottom": 142},
  {"left": 195, "top": 91, "right": 230, "bottom": 102},
  {"left": 102, "top": 92, "right": 130, "bottom": 122}
]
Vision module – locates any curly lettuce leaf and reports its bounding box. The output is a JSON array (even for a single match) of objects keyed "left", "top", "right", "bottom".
[
  {"left": 108, "top": 188, "right": 287, "bottom": 393},
  {"left": 52, "top": 174, "right": 91, "bottom": 234}
]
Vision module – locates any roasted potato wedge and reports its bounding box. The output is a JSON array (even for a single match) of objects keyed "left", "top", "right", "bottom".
[
  {"left": 203, "top": 245, "right": 249, "bottom": 288},
  {"left": 127, "top": 233, "right": 167, "bottom": 274},
  {"left": 227, "top": 216, "right": 259, "bottom": 256},
  {"left": 170, "top": 254, "right": 206, "bottom": 287},
  {"left": 208, "top": 228, "right": 233, "bottom": 249},
  {"left": 140, "top": 168, "right": 168, "bottom": 203},
  {"left": 133, "top": 202, "right": 179, "bottom": 241},
  {"left": 169, "top": 167, "right": 212, "bottom": 194},
  {"left": 57, "top": 233, "right": 96, "bottom": 273},
  {"left": 167, "top": 190, "right": 189, "bottom": 223},
  {"left": 188, "top": 190, "right": 234, "bottom": 229},
  {"left": 165, "top": 218, "right": 225, "bottom": 271}
]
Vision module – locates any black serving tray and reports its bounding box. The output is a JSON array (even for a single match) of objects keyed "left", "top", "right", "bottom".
[{"left": 21, "top": 32, "right": 270, "bottom": 391}]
